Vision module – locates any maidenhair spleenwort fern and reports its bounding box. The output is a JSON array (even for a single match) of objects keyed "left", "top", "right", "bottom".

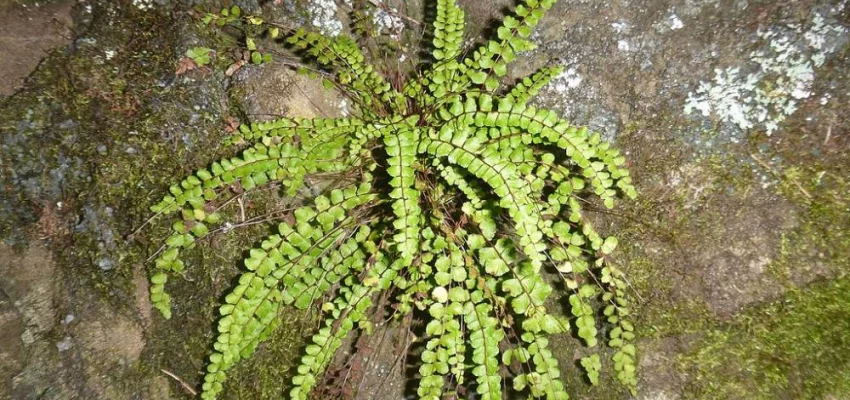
[{"left": 146, "top": 0, "right": 638, "bottom": 398}]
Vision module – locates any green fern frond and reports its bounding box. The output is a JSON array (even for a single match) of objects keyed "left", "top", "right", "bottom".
[
  {"left": 384, "top": 117, "right": 422, "bottom": 261},
  {"left": 432, "top": 0, "right": 465, "bottom": 62},
  {"left": 201, "top": 185, "right": 377, "bottom": 399},
  {"left": 287, "top": 29, "right": 403, "bottom": 115},
  {"left": 290, "top": 276, "right": 377, "bottom": 399},
  {"left": 458, "top": 0, "right": 556, "bottom": 92},
  {"left": 223, "top": 117, "right": 365, "bottom": 147},
  {"left": 507, "top": 65, "right": 565, "bottom": 106},
  {"left": 466, "top": 298, "right": 505, "bottom": 399},
  {"left": 145, "top": 0, "right": 640, "bottom": 398},
  {"left": 422, "top": 0, "right": 466, "bottom": 103}
]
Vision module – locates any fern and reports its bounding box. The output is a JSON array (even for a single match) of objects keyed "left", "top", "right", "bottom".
[{"left": 145, "top": 0, "right": 639, "bottom": 398}]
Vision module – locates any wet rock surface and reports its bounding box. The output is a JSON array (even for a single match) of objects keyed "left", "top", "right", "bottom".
[
  {"left": 0, "top": 0, "right": 74, "bottom": 97},
  {"left": 0, "top": 0, "right": 848, "bottom": 399},
  {"left": 0, "top": 244, "right": 164, "bottom": 399},
  {"left": 513, "top": 0, "right": 850, "bottom": 398},
  {"left": 230, "top": 63, "right": 345, "bottom": 120}
]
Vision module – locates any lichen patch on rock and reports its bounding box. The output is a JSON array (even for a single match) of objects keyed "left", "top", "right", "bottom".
[{"left": 684, "top": 10, "right": 848, "bottom": 134}]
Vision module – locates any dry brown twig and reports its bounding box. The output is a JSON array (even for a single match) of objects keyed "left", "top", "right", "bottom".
[
  {"left": 160, "top": 368, "right": 198, "bottom": 396},
  {"left": 750, "top": 153, "right": 813, "bottom": 200}
]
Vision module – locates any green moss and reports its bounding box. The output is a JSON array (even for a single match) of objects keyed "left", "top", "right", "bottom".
[
  {"left": 1, "top": 2, "right": 315, "bottom": 397},
  {"left": 598, "top": 99, "right": 850, "bottom": 397},
  {"left": 614, "top": 244, "right": 718, "bottom": 341},
  {"left": 223, "top": 312, "right": 314, "bottom": 398},
  {"left": 645, "top": 154, "right": 850, "bottom": 398},
  {"left": 680, "top": 277, "right": 850, "bottom": 399},
  {"left": 765, "top": 233, "right": 794, "bottom": 287},
  {"left": 779, "top": 165, "right": 850, "bottom": 271},
  {"left": 753, "top": 149, "right": 850, "bottom": 286}
]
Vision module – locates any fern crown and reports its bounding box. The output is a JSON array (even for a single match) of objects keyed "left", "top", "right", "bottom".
[{"left": 146, "top": 0, "right": 638, "bottom": 398}]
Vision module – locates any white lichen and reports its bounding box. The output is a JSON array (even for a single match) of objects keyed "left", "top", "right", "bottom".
[
  {"left": 550, "top": 67, "right": 583, "bottom": 92},
  {"left": 541, "top": 63, "right": 593, "bottom": 121},
  {"left": 668, "top": 14, "right": 684, "bottom": 30},
  {"left": 56, "top": 337, "right": 73, "bottom": 352},
  {"left": 132, "top": 0, "right": 154, "bottom": 11},
  {"left": 612, "top": 21, "right": 634, "bottom": 52},
  {"left": 306, "top": 0, "right": 351, "bottom": 36},
  {"left": 372, "top": 7, "right": 405, "bottom": 40},
  {"left": 684, "top": 13, "right": 847, "bottom": 134},
  {"left": 611, "top": 21, "right": 630, "bottom": 34},
  {"left": 654, "top": 11, "right": 685, "bottom": 33},
  {"left": 339, "top": 98, "right": 350, "bottom": 117},
  {"left": 804, "top": 13, "right": 846, "bottom": 66}
]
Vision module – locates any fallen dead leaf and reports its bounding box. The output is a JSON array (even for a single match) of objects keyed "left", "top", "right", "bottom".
[
  {"left": 223, "top": 116, "right": 240, "bottom": 133},
  {"left": 225, "top": 60, "right": 246, "bottom": 77},
  {"left": 175, "top": 57, "right": 197, "bottom": 76}
]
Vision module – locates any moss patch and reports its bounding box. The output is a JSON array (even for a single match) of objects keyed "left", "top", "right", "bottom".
[
  {"left": 0, "top": 1, "right": 318, "bottom": 397},
  {"left": 223, "top": 311, "right": 314, "bottom": 399},
  {"left": 679, "top": 277, "right": 850, "bottom": 399}
]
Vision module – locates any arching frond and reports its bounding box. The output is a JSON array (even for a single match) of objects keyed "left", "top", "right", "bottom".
[
  {"left": 223, "top": 117, "right": 365, "bottom": 147},
  {"left": 432, "top": 0, "right": 465, "bottom": 62},
  {"left": 459, "top": 0, "right": 557, "bottom": 92},
  {"left": 286, "top": 29, "right": 403, "bottom": 115},
  {"left": 200, "top": 185, "right": 376, "bottom": 399},
  {"left": 506, "top": 66, "right": 565, "bottom": 106},
  {"left": 423, "top": 126, "right": 546, "bottom": 269},
  {"left": 465, "top": 297, "right": 504, "bottom": 400},
  {"left": 290, "top": 276, "right": 376, "bottom": 400},
  {"left": 383, "top": 117, "right": 422, "bottom": 262}
]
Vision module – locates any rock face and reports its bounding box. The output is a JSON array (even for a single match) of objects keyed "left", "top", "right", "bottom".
[
  {"left": 0, "top": 245, "right": 162, "bottom": 399},
  {"left": 508, "top": 0, "right": 850, "bottom": 398},
  {"left": 1, "top": 0, "right": 848, "bottom": 399},
  {"left": 230, "top": 64, "right": 345, "bottom": 120},
  {"left": 0, "top": 1, "right": 74, "bottom": 97}
]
